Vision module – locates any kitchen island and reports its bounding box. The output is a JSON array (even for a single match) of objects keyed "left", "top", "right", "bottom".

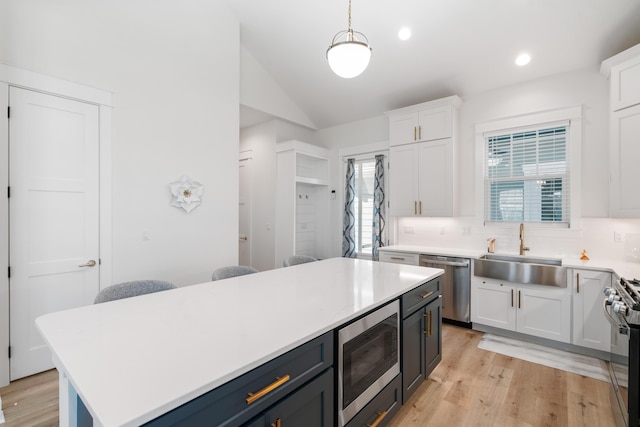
[{"left": 36, "top": 257, "right": 442, "bottom": 427}]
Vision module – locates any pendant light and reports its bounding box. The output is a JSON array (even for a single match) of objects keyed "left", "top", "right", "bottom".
[{"left": 326, "top": 0, "right": 372, "bottom": 78}]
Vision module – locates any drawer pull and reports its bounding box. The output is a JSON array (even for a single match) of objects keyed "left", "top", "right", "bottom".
[
  {"left": 271, "top": 419, "right": 282, "bottom": 427},
  {"left": 368, "top": 410, "right": 388, "bottom": 427},
  {"left": 390, "top": 256, "right": 406, "bottom": 261},
  {"left": 420, "top": 290, "right": 434, "bottom": 299},
  {"left": 246, "top": 375, "right": 291, "bottom": 404}
]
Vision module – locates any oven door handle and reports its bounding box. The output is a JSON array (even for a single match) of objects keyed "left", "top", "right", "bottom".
[{"left": 602, "top": 298, "right": 630, "bottom": 335}]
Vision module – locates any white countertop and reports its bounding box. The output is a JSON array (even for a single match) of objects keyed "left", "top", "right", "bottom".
[
  {"left": 36, "top": 258, "right": 442, "bottom": 427},
  {"left": 379, "top": 245, "right": 640, "bottom": 279}
]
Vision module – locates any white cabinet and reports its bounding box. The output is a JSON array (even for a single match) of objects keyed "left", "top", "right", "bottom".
[
  {"left": 602, "top": 43, "right": 640, "bottom": 217},
  {"left": 389, "top": 139, "right": 453, "bottom": 217},
  {"left": 378, "top": 250, "right": 419, "bottom": 266},
  {"left": 471, "top": 278, "right": 571, "bottom": 343},
  {"left": 389, "top": 104, "right": 455, "bottom": 145},
  {"left": 571, "top": 269, "right": 611, "bottom": 352},
  {"left": 275, "top": 141, "right": 329, "bottom": 268},
  {"left": 386, "top": 96, "right": 460, "bottom": 217},
  {"left": 610, "top": 104, "right": 640, "bottom": 217}
]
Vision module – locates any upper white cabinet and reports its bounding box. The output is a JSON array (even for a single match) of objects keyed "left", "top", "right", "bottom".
[
  {"left": 275, "top": 140, "right": 329, "bottom": 268},
  {"left": 386, "top": 96, "right": 461, "bottom": 217},
  {"left": 602, "top": 43, "right": 640, "bottom": 217},
  {"left": 389, "top": 139, "right": 453, "bottom": 217},
  {"left": 387, "top": 96, "right": 461, "bottom": 146}
]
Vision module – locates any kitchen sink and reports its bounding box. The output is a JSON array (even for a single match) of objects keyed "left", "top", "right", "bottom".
[{"left": 474, "top": 254, "right": 567, "bottom": 287}]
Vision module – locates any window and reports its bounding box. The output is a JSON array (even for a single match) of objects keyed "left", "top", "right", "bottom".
[
  {"left": 353, "top": 160, "right": 375, "bottom": 255},
  {"left": 484, "top": 123, "right": 570, "bottom": 225},
  {"left": 475, "top": 106, "right": 582, "bottom": 229}
]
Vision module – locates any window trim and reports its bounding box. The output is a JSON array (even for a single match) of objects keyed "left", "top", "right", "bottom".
[{"left": 474, "top": 106, "right": 582, "bottom": 230}]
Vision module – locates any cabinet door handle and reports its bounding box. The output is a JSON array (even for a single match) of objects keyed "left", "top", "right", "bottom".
[
  {"left": 420, "top": 290, "right": 434, "bottom": 300},
  {"left": 518, "top": 290, "right": 521, "bottom": 309},
  {"left": 368, "top": 410, "right": 388, "bottom": 427},
  {"left": 419, "top": 200, "right": 422, "bottom": 215},
  {"left": 414, "top": 127, "right": 417, "bottom": 141},
  {"left": 390, "top": 256, "right": 406, "bottom": 261},
  {"left": 271, "top": 419, "right": 282, "bottom": 427},
  {"left": 511, "top": 289, "right": 514, "bottom": 307},
  {"left": 419, "top": 125, "right": 422, "bottom": 140},
  {"left": 423, "top": 311, "right": 432, "bottom": 336},
  {"left": 414, "top": 201, "right": 417, "bottom": 215},
  {"left": 246, "top": 375, "right": 290, "bottom": 404},
  {"left": 577, "top": 273, "right": 580, "bottom": 294}
]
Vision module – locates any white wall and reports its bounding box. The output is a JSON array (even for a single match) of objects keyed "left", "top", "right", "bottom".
[
  {"left": 240, "top": 119, "right": 317, "bottom": 270},
  {"left": 240, "top": 47, "right": 317, "bottom": 130},
  {"left": 316, "top": 66, "right": 640, "bottom": 260},
  {"left": 0, "top": 0, "right": 240, "bottom": 285},
  {"left": 315, "top": 115, "right": 390, "bottom": 257}
]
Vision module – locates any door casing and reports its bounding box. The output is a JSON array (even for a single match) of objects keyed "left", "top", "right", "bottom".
[{"left": 0, "top": 64, "right": 113, "bottom": 387}]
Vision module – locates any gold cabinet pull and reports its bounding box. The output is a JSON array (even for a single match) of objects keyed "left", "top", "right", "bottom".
[
  {"left": 368, "top": 410, "right": 388, "bottom": 427},
  {"left": 414, "top": 201, "right": 417, "bottom": 215},
  {"left": 577, "top": 273, "right": 580, "bottom": 293},
  {"left": 511, "top": 289, "right": 514, "bottom": 307},
  {"left": 271, "top": 419, "right": 282, "bottom": 427},
  {"left": 414, "top": 127, "right": 417, "bottom": 141},
  {"left": 390, "top": 256, "right": 406, "bottom": 261},
  {"left": 419, "top": 200, "right": 422, "bottom": 215},
  {"left": 420, "top": 290, "right": 434, "bottom": 300},
  {"left": 246, "top": 375, "right": 290, "bottom": 404},
  {"left": 418, "top": 126, "right": 422, "bottom": 140}
]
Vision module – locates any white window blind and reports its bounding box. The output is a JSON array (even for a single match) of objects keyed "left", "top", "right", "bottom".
[{"left": 484, "top": 122, "right": 569, "bottom": 225}]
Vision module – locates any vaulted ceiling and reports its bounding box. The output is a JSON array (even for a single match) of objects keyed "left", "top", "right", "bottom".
[{"left": 225, "top": 0, "right": 640, "bottom": 130}]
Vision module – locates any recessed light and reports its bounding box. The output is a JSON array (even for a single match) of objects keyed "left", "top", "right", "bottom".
[
  {"left": 398, "top": 27, "right": 411, "bottom": 41},
  {"left": 515, "top": 53, "right": 531, "bottom": 66}
]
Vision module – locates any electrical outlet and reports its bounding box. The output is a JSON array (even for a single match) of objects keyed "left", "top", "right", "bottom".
[{"left": 614, "top": 231, "right": 625, "bottom": 242}]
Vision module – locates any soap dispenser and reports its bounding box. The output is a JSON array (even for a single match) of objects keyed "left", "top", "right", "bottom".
[{"left": 487, "top": 238, "right": 496, "bottom": 253}]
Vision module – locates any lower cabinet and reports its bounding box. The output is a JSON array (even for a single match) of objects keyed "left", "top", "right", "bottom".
[
  {"left": 571, "top": 269, "right": 611, "bottom": 352},
  {"left": 246, "top": 368, "right": 334, "bottom": 427},
  {"left": 344, "top": 374, "right": 402, "bottom": 427},
  {"left": 401, "top": 280, "right": 442, "bottom": 404},
  {"left": 143, "top": 332, "right": 333, "bottom": 427},
  {"left": 471, "top": 278, "right": 571, "bottom": 343}
]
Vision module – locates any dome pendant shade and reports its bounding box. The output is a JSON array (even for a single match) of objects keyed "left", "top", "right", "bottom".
[
  {"left": 327, "top": 31, "right": 371, "bottom": 78},
  {"left": 327, "top": 0, "right": 372, "bottom": 79}
]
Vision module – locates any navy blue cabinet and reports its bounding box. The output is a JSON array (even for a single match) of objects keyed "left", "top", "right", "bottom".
[
  {"left": 143, "top": 332, "right": 333, "bottom": 427},
  {"left": 401, "top": 278, "right": 442, "bottom": 404}
]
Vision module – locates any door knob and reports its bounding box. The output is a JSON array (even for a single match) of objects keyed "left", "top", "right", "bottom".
[{"left": 79, "top": 260, "right": 97, "bottom": 268}]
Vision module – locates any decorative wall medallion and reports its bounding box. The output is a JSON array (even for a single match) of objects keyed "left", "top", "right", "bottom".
[{"left": 169, "top": 175, "right": 204, "bottom": 213}]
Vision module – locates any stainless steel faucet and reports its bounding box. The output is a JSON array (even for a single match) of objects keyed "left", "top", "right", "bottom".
[{"left": 519, "top": 223, "right": 530, "bottom": 255}]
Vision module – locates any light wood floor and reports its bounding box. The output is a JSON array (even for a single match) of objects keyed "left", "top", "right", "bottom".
[
  {"left": 0, "top": 325, "right": 616, "bottom": 427},
  {"left": 388, "top": 325, "right": 616, "bottom": 427}
]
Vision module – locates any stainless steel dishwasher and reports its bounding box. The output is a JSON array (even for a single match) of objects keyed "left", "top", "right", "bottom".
[{"left": 419, "top": 254, "right": 471, "bottom": 327}]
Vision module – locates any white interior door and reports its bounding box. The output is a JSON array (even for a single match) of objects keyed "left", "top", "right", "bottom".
[
  {"left": 239, "top": 156, "right": 252, "bottom": 267},
  {"left": 9, "top": 87, "right": 100, "bottom": 380}
]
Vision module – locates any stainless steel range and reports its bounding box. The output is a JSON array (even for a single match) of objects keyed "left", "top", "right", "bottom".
[{"left": 604, "top": 277, "right": 639, "bottom": 427}]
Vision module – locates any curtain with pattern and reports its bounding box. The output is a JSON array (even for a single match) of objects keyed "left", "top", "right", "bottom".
[
  {"left": 342, "top": 158, "right": 356, "bottom": 258},
  {"left": 372, "top": 155, "right": 385, "bottom": 260}
]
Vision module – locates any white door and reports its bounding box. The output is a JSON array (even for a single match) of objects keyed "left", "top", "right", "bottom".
[
  {"left": 239, "top": 156, "right": 252, "bottom": 266},
  {"left": 9, "top": 87, "right": 100, "bottom": 380}
]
